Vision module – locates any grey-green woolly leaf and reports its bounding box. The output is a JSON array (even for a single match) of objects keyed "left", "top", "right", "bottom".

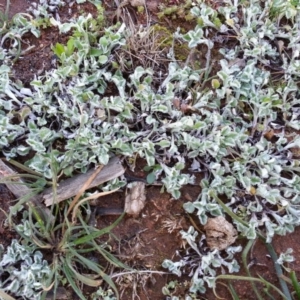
[
  {"left": 183, "top": 202, "right": 195, "bottom": 213},
  {"left": 189, "top": 278, "right": 206, "bottom": 294},
  {"left": 146, "top": 172, "right": 156, "bottom": 184},
  {"left": 26, "top": 139, "right": 46, "bottom": 152},
  {"left": 98, "top": 55, "right": 108, "bottom": 64}
]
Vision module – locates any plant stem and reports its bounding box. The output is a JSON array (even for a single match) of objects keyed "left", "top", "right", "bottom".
[
  {"left": 290, "top": 271, "right": 300, "bottom": 299},
  {"left": 228, "top": 283, "right": 240, "bottom": 300},
  {"left": 209, "top": 191, "right": 249, "bottom": 227},
  {"left": 215, "top": 275, "right": 289, "bottom": 300},
  {"left": 265, "top": 242, "right": 292, "bottom": 300},
  {"left": 111, "top": 270, "right": 169, "bottom": 278},
  {"left": 242, "top": 239, "right": 263, "bottom": 300}
]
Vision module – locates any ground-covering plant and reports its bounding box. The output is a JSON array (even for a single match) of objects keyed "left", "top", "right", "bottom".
[
  {"left": 163, "top": 227, "right": 242, "bottom": 294},
  {"left": 3, "top": 160, "right": 130, "bottom": 300},
  {"left": 14, "top": 206, "right": 127, "bottom": 299},
  {"left": 0, "top": 1, "right": 40, "bottom": 63},
  {"left": 161, "top": 0, "right": 300, "bottom": 297},
  {"left": 157, "top": 0, "right": 194, "bottom": 21},
  {"left": 0, "top": 239, "right": 51, "bottom": 300},
  {"left": 1, "top": 0, "right": 300, "bottom": 298},
  {"left": 1, "top": 7, "right": 197, "bottom": 198}
]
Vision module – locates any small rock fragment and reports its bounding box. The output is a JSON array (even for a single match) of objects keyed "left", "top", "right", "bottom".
[
  {"left": 204, "top": 216, "right": 237, "bottom": 251},
  {"left": 124, "top": 181, "right": 146, "bottom": 216},
  {"left": 129, "top": 0, "right": 145, "bottom": 7}
]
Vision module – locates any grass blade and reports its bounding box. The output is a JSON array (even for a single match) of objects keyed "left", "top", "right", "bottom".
[
  {"left": 242, "top": 239, "right": 263, "bottom": 300},
  {"left": 65, "top": 256, "right": 102, "bottom": 287},
  {"left": 290, "top": 271, "right": 300, "bottom": 299},
  {"left": 2, "top": 158, "right": 44, "bottom": 177},
  {"left": 71, "top": 213, "right": 124, "bottom": 246},
  {"left": 62, "top": 261, "right": 86, "bottom": 300},
  {"left": 228, "top": 283, "right": 240, "bottom": 300},
  {"left": 215, "top": 275, "right": 289, "bottom": 300},
  {"left": 70, "top": 249, "right": 120, "bottom": 299}
]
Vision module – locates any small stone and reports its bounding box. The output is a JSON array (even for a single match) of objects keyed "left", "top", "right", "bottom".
[
  {"left": 204, "top": 216, "right": 237, "bottom": 251},
  {"left": 124, "top": 181, "right": 146, "bottom": 216},
  {"left": 129, "top": 0, "right": 145, "bottom": 7}
]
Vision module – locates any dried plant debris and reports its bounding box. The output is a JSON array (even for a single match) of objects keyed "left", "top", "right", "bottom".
[
  {"left": 124, "top": 181, "right": 146, "bottom": 216},
  {"left": 204, "top": 216, "right": 238, "bottom": 251},
  {"left": 128, "top": 0, "right": 145, "bottom": 7}
]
